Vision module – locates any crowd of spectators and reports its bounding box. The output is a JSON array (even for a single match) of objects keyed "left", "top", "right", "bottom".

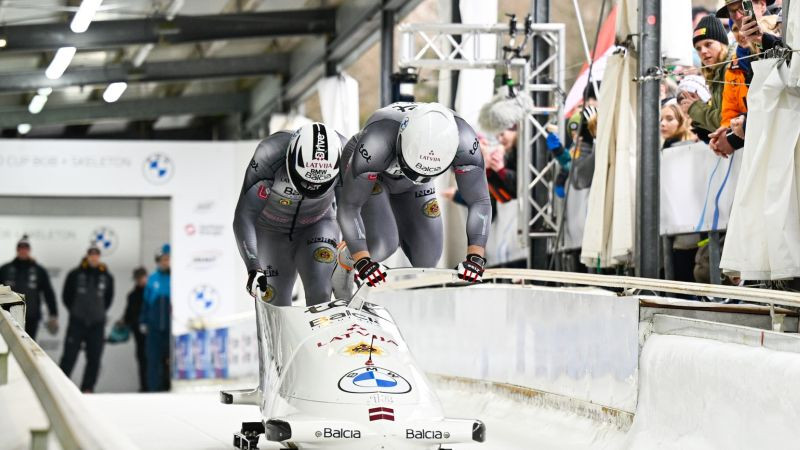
[{"left": 0, "top": 235, "right": 171, "bottom": 393}]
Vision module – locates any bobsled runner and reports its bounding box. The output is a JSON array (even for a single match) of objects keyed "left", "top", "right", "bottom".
[{"left": 222, "top": 268, "right": 485, "bottom": 449}]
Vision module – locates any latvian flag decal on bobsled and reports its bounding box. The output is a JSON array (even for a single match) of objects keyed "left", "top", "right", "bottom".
[{"left": 368, "top": 407, "right": 395, "bottom": 422}]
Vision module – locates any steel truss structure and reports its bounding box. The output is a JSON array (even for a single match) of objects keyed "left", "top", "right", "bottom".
[{"left": 398, "top": 22, "right": 566, "bottom": 260}]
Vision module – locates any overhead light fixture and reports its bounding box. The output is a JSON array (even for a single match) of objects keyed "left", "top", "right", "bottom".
[
  {"left": 70, "top": 0, "right": 103, "bottom": 33},
  {"left": 17, "top": 124, "right": 31, "bottom": 135},
  {"left": 37, "top": 87, "right": 53, "bottom": 96},
  {"left": 102, "top": 82, "right": 127, "bottom": 103},
  {"left": 0, "top": 38, "right": 7, "bottom": 48},
  {"left": 45, "top": 47, "right": 77, "bottom": 80},
  {"left": 28, "top": 94, "right": 48, "bottom": 114},
  {"left": 165, "top": 0, "right": 184, "bottom": 20},
  {"left": 132, "top": 43, "right": 154, "bottom": 68}
]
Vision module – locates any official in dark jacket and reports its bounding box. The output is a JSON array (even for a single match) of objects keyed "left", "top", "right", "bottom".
[
  {"left": 123, "top": 267, "right": 148, "bottom": 392},
  {"left": 141, "top": 244, "right": 171, "bottom": 392},
  {"left": 59, "top": 245, "right": 114, "bottom": 393},
  {"left": 0, "top": 235, "right": 58, "bottom": 339}
]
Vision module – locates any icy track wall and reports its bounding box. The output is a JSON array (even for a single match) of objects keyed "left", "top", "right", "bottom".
[
  {"left": 624, "top": 333, "right": 800, "bottom": 449},
  {"left": 372, "top": 284, "right": 640, "bottom": 412}
]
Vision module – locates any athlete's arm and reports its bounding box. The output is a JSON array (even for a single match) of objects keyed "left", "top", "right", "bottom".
[
  {"left": 452, "top": 117, "right": 491, "bottom": 257},
  {"left": 233, "top": 138, "right": 281, "bottom": 272},
  {"left": 336, "top": 123, "right": 394, "bottom": 261}
]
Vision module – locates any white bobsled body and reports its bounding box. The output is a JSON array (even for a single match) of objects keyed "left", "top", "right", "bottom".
[{"left": 229, "top": 284, "right": 484, "bottom": 449}]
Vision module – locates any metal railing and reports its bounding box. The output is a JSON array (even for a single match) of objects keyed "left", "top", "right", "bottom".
[
  {"left": 370, "top": 268, "right": 800, "bottom": 310},
  {"left": 0, "top": 286, "right": 136, "bottom": 450}
]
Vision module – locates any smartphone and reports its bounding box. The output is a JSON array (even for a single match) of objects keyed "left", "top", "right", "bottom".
[{"left": 742, "top": 0, "right": 755, "bottom": 19}]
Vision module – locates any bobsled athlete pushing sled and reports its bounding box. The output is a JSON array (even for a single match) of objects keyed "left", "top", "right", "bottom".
[
  {"left": 229, "top": 122, "right": 486, "bottom": 449},
  {"left": 222, "top": 276, "right": 486, "bottom": 449}
]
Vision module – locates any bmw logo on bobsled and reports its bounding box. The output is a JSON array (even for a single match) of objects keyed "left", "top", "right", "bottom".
[{"left": 222, "top": 276, "right": 486, "bottom": 449}]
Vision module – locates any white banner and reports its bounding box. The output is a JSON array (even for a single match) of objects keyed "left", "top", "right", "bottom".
[
  {"left": 660, "top": 142, "right": 741, "bottom": 236},
  {"left": 0, "top": 139, "right": 258, "bottom": 334}
]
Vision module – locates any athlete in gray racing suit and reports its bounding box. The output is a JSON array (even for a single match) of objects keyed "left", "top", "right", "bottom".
[
  {"left": 335, "top": 102, "right": 491, "bottom": 290},
  {"left": 234, "top": 123, "right": 347, "bottom": 306}
]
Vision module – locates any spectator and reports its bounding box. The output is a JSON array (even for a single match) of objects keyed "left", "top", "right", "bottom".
[
  {"left": 680, "top": 15, "right": 733, "bottom": 137},
  {"left": 0, "top": 235, "right": 58, "bottom": 340},
  {"left": 59, "top": 245, "right": 114, "bottom": 393},
  {"left": 122, "top": 267, "right": 148, "bottom": 392},
  {"left": 141, "top": 244, "right": 171, "bottom": 392},
  {"left": 692, "top": 6, "right": 710, "bottom": 28},
  {"left": 710, "top": 4, "right": 781, "bottom": 157},
  {"left": 661, "top": 103, "right": 701, "bottom": 283},
  {"left": 717, "top": 0, "right": 784, "bottom": 51},
  {"left": 490, "top": 126, "right": 518, "bottom": 197}
]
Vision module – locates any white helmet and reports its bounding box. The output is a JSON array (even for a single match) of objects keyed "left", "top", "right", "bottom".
[
  {"left": 396, "top": 103, "right": 459, "bottom": 184},
  {"left": 286, "top": 122, "right": 342, "bottom": 198}
]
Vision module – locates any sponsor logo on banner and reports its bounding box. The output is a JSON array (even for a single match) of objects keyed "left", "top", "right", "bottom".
[
  {"left": 368, "top": 406, "right": 395, "bottom": 421},
  {"left": 89, "top": 227, "right": 118, "bottom": 255},
  {"left": 317, "top": 324, "right": 398, "bottom": 348},
  {"left": 406, "top": 429, "right": 450, "bottom": 440},
  {"left": 340, "top": 367, "right": 411, "bottom": 394},
  {"left": 314, "top": 428, "right": 362, "bottom": 439},
  {"left": 143, "top": 153, "right": 174, "bottom": 184},
  {"left": 184, "top": 223, "right": 225, "bottom": 237},
  {"left": 422, "top": 199, "right": 440, "bottom": 218},
  {"left": 194, "top": 201, "right": 215, "bottom": 214},
  {"left": 187, "top": 250, "right": 222, "bottom": 270},
  {"left": 189, "top": 285, "right": 220, "bottom": 315},
  {"left": 313, "top": 246, "right": 335, "bottom": 264}
]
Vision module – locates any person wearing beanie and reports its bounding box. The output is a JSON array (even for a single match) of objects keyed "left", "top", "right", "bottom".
[
  {"left": 680, "top": 15, "right": 733, "bottom": 135},
  {"left": 59, "top": 245, "right": 114, "bottom": 393},
  {"left": 0, "top": 235, "right": 58, "bottom": 340}
]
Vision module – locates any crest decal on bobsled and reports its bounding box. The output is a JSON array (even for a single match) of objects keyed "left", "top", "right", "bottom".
[{"left": 338, "top": 366, "right": 412, "bottom": 394}]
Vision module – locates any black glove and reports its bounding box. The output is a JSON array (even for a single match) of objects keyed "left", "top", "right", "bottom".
[
  {"left": 246, "top": 270, "right": 268, "bottom": 298},
  {"left": 455, "top": 254, "right": 486, "bottom": 282},
  {"left": 353, "top": 257, "right": 388, "bottom": 287}
]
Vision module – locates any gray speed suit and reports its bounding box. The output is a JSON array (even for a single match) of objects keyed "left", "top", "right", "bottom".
[
  {"left": 233, "top": 131, "right": 347, "bottom": 306},
  {"left": 338, "top": 103, "right": 491, "bottom": 266}
]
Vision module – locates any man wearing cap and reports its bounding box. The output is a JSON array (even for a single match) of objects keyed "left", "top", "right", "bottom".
[
  {"left": 59, "top": 245, "right": 114, "bottom": 393},
  {"left": 140, "top": 244, "right": 171, "bottom": 392},
  {"left": 0, "top": 235, "right": 58, "bottom": 340}
]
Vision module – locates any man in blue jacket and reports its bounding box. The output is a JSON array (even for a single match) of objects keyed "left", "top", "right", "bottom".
[{"left": 140, "top": 244, "right": 171, "bottom": 392}]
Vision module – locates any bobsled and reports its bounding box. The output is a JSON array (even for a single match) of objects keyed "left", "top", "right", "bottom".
[{"left": 221, "top": 269, "right": 485, "bottom": 449}]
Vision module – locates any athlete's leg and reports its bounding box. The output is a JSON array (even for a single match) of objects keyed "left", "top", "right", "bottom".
[
  {"left": 255, "top": 225, "right": 298, "bottom": 307},
  {"left": 390, "top": 183, "right": 444, "bottom": 267},
  {"left": 294, "top": 217, "right": 339, "bottom": 306}
]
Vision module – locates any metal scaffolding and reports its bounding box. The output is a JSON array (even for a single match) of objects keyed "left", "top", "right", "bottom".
[{"left": 398, "top": 22, "right": 565, "bottom": 267}]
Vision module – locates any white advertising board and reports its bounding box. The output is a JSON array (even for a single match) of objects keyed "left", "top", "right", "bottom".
[
  {"left": 660, "top": 142, "right": 742, "bottom": 236},
  {"left": 0, "top": 139, "right": 257, "bottom": 334}
]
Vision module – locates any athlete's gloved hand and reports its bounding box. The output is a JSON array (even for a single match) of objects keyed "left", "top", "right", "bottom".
[
  {"left": 456, "top": 254, "right": 486, "bottom": 283},
  {"left": 246, "top": 269, "right": 268, "bottom": 298},
  {"left": 353, "top": 257, "right": 388, "bottom": 287}
]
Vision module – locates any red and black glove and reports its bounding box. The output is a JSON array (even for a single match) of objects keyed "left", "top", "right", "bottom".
[
  {"left": 456, "top": 254, "right": 486, "bottom": 283},
  {"left": 353, "top": 257, "right": 388, "bottom": 287}
]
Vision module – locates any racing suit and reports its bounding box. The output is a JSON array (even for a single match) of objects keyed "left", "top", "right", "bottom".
[
  {"left": 337, "top": 103, "right": 492, "bottom": 267},
  {"left": 233, "top": 130, "right": 348, "bottom": 307}
]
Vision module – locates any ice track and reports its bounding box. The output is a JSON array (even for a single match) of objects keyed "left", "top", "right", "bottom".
[{"left": 83, "top": 387, "right": 625, "bottom": 449}]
